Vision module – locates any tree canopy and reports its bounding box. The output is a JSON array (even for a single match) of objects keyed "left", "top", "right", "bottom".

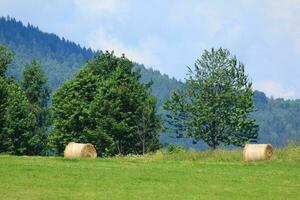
[
  {"left": 49, "top": 52, "right": 161, "bottom": 156},
  {"left": 21, "top": 60, "right": 50, "bottom": 155},
  {"left": 164, "top": 48, "right": 258, "bottom": 149}
]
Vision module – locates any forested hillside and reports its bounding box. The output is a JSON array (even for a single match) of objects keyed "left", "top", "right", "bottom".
[
  {"left": 0, "top": 17, "right": 299, "bottom": 147},
  {"left": 253, "top": 91, "right": 300, "bottom": 146},
  {"left": 0, "top": 17, "right": 182, "bottom": 109}
]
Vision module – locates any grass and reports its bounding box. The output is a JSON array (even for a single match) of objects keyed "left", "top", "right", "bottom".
[{"left": 0, "top": 146, "right": 299, "bottom": 200}]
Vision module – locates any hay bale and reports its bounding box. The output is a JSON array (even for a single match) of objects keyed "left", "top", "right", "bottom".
[
  {"left": 243, "top": 144, "right": 273, "bottom": 162},
  {"left": 64, "top": 142, "right": 97, "bottom": 158}
]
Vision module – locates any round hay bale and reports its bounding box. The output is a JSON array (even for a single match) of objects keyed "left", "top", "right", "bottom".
[
  {"left": 243, "top": 144, "right": 273, "bottom": 162},
  {"left": 64, "top": 142, "right": 97, "bottom": 158}
]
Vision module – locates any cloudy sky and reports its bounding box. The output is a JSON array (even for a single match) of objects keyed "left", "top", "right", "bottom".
[{"left": 0, "top": 0, "right": 299, "bottom": 99}]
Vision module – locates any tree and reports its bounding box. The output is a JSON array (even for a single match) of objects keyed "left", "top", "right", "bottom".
[
  {"left": 0, "top": 45, "right": 12, "bottom": 139},
  {"left": 49, "top": 52, "right": 161, "bottom": 156},
  {"left": 164, "top": 48, "right": 258, "bottom": 149},
  {"left": 21, "top": 60, "right": 50, "bottom": 155},
  {"left": 0, "top": 45, "right": 13, "bottom": 78},
  {"left": 0, "top": 77, "right": 8, "bottom": 152},
  {"left": 0, "top": 46, "right": 13, "bottom": 152},
  {"left": 0, "top": 45, "right": 38, "bottom": 155},
  {"left": 136, "top": 96, "right": 161, "bottom": 154},
  {"left": 1, "top": 78, "right": 36, "bottom": 155}
]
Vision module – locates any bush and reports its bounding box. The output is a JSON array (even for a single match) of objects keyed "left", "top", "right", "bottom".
[{"left": 166, "top": 144, "right": 185, "bottom": 154}]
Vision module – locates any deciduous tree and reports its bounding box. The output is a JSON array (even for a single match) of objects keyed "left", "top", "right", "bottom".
[
  {"left": 49, "top": 52, "right": 161, "bottom": 156},
  {"left": 164, "top": 48, "right": 258, "bottom": 149},
  {"left": 2, "top": 78, "right": 36, "bottom": 155}
]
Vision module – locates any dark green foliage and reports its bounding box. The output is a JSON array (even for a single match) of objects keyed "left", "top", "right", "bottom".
[
  {"left": 49, "top": 52, "right": 161, "bottom": 156},
  {"left": 21, "top": 60, "right": 50, "bottom": 154},
  {"left": 0, "top": 17, "right": 182, "bottom": 112},
  {"left": 0, "top": 77, "right": 8, "bottom": 152},
  {"left": 253, "top": 96, "right": 300, "bottom": 146},
  {"left": 1, "top": 78, "right": 36, "bottom": 155},
  {"left": 0, "top": 46, "right": 11, "bottom": 151},
  {"left": 164, "top": 48, "right": 258, "bottom": 149},
  {"left": 0, "top": 45, "right": 38, "bottom": 155},
  {"left": 137, "top": 64, "right": 183, "bottom": 110},
  {"left": 0, "top": 45, "right": 13, "bottom": 78},
  {"left": 0, "top": 16, "right": 95, "bottom": 89}
]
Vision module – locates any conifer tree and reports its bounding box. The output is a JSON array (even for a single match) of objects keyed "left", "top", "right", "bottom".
[
  {"left": 0, "top": 45, "right": 13, "bottom": 78},
  {"left": 21, "top": 60, "right": 50, "bottom": 154},
  {"left": 0, "top": 45, "right": 37, "bottom": 155}
]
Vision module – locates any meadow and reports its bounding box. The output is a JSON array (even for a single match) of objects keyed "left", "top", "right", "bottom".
[{"left": 0, "top": 146, "right": 299, "bottom": 200}]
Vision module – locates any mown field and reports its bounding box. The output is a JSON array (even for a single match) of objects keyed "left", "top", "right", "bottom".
[{"left": 0, "top": 146, "right": 299, "bottom": 200}]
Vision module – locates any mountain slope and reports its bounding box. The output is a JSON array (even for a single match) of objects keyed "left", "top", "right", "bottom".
[
  {"left": 0, "top": 16, "right": 299, "bottom": 147},
  {"left": 0, "top": 17, "right": 182, "bottom": 109}
]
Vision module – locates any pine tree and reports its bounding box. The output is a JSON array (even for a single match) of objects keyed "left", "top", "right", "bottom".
[
  {"left": 0, "top": 45, "right": 13, "bottom": 78},
  {"left": 21, "top": 60, "right": 50, "bottom": 155},
  {"left": 0, "top": 45, "right": 37, "bottom": 155}
]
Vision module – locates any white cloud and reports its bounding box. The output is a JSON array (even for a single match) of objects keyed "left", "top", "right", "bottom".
[
  {"left": 264, "top": 0, "right": 300, "bottom": 55},
  {"left": 74, "top": 0, "right": 120, "bottom": 15},
  {"left": 254, "top": 80, "right": 296, "bottom": 99},
  {"left": 1, "top": 0, "right": 300, "bottom": 98},
  {"left": 87, "top": 28, "right": 160, "bottom": 69}
]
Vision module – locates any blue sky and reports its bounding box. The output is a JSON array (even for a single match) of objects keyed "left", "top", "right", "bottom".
[{"left": 0, "top": 0, "right": 300, "bottom": 99}]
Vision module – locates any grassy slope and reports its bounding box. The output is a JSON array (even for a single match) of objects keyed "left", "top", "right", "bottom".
[{"left": 0, "top": 147, "right": 299, "bottom": 200}]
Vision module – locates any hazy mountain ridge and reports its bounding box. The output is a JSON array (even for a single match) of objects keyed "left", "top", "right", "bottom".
[{"left": 0, "top": 17, "right": 182, "bottom": 108}]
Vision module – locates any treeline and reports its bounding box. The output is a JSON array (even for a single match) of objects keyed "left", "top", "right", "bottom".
[
  {"left": 0, "top": 16, "right": 95, "bottom": 88},
  {"left": 0, "top": 45, "right": 161, "bottom": 156},
  {"left": 1, "top": 45, "right": 260, "bottom": 155},
  {"left": 0, "top": 46, "right": 49, "bottom": 155},
  {"left": 0, "top": 16, "right": 181, "bottom": 106},
  {"left": 253, "top": 91, "right": 300, "bottom": 146},
  {"left": 0, "top": 16, "right": 299, "bottom": 148}
]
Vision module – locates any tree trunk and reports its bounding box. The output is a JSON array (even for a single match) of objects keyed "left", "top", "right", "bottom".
[
  {"left": 116, "top": 141, "right": 121, "bottom": 154},
  {"left": 211, "top": 143, "right": 216, "bottom": 150},
  {"left": 142, "top": 141, "right": 145, "bottom": 155}
]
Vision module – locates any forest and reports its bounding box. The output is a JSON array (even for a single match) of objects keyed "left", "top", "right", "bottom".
[{"left": 0, "top": 16, "right": 299, "bottom": 150}]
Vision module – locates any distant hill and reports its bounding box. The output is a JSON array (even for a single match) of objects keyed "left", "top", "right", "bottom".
[
  {"left": 0, "top": 16, "right": 299, "bottom": 147},
  {"left": 0, "top": 16, "right": 182, "bottom": 109}
]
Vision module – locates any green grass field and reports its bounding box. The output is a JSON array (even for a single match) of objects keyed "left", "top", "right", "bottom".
[{"left": 0, "top": 147, "right": 299, "bottom": 200}]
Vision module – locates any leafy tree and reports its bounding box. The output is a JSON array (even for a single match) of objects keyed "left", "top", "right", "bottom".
[
  {"left": 164, "top": 48, "right": 258, "bottom": 149},
  {"left": 0, "top": 46, "right": 12, "bottom": 152},
  {"left": 136, "top": 96, "right": 162, "bottom": 154},
  {"left": 0, "top": 77, "right": 8, "bottom": 152},
  {"left": 21, "top": 60, "right": 50, "bottom": 154},
  {"left": 1, "top": 78, "right": 36, "bottom": 155},
  {"left": 0, "top": 45, "right": 38, "bottom": 155},
  {"left": 49, "top": 52, "right": 161, "bottom": 156},
  {"left": 0, "top": 45, "right": 12, "bottom": 146}
]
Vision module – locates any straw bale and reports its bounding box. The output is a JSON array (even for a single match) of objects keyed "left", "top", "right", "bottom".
[
  {"left": 64, "top": 142, "right": 97, "bottom": 158},
  {"left": 243, "top": 144, "right": 273, "bottom": 162}
]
